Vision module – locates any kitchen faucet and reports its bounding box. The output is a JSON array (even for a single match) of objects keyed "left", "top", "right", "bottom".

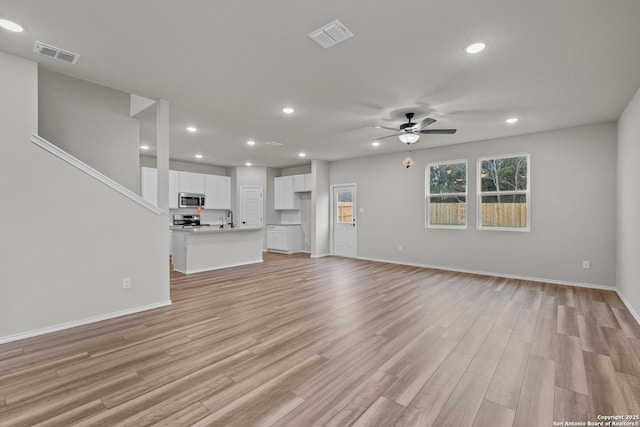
[{"left": 227, "top": 210, "right": 234, "bottom": 228}]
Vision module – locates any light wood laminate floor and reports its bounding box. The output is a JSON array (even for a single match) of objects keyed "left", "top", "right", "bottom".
[{"left": 1, "top": 253, "right": 639, "bottom": 426}]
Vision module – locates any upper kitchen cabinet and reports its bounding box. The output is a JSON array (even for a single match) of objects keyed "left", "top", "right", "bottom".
[
  {"left": 274, "top": 176, "right": 300, "bottom": 210},
  {"left": 204, "top": 174, "right": 231, "bottom": 210},
  {"left": 169, "top": 170, "right": 180, "bottom": 209},
  {"left": 178, "top": 171, "right": 205, "bottom": 194},
  {"left": 140, "top": 167, "right": 158, "bottom": 205},
  {"left": 293, "top": 173, "right": 311, "bottom": 192}
]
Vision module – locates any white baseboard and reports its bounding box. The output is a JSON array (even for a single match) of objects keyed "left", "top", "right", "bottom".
[
  {"left": 0, "top": 300, "right": 172, "bottom": 345},
  {"left": 310, "top": 253, "right": 331, "bottom": 259},
  {"left": 616, "top": 289, "right": 640, "bottom": 326},
  {"left": 356, "top": 256, "right": 616, "bottom": 291},
  {"left": 175, "top": 259, "right": 263, "bottom": 275}
]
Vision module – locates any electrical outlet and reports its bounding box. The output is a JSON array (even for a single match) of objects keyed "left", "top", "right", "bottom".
[
  {"left": 398, "top": 245, "right": 403, "bottom": 252},
  {"left": 122, "top": 277, "right": 131, "bottom": 289},
  {"left": 582, "top": 260, "right": 591, "bottom": 269}
]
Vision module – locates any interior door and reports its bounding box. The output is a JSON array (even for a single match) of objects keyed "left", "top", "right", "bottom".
[
  {"left": 240, "top": 186, "right": 263, "bottom": 227},
  {"left": 333, "top": 185, "right": 356, "bottom": 257}
]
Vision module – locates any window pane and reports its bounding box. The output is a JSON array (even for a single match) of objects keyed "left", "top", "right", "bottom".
[
  {"left": 481, "top": 194, "right": 527, "bottom": 228},
  {"left": 429, "top": 197, "right": 466, "bottom": 226},
  {"left": 337, "top": 190, "right": 353, "bottom": 223},
  {"left": 480, "top": 156, "right": 528, "bottom": 192},
  {"left": 430, "top": 162, "right": 466, "bottom": 194}
]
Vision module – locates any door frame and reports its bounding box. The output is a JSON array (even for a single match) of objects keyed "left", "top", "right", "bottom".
[{"left": 330, "top": 183, "right": 357, "bottom": 257}]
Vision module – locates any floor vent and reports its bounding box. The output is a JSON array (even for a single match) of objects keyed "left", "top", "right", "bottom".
[
  {"left": 33, "top": 41, "right": 80, "bottom": 64},
  {"left": 308, "top": 19, "right": 353, "bottom": 49}
]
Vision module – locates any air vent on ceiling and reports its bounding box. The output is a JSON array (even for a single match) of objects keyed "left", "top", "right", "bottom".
[
  {"left": 308, "top": 19, "right": 353, "bottom": 49},
  {"left": 265, "top": 141, "right": 284, "bottom": 147},
  {"left": 33, "top": 41, "right": 80, "bottom": 64}
]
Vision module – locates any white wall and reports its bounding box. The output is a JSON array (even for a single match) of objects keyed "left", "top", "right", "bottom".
[
  {"left": 0, "top": 52, "right": 170, "bottom": 342},
  {"left": 329, "top": 123, "right": 617, "bottom": 287},
  {"left": 38, "top": 68, "right": 140, "bottom": 192},
  {"left": 617, "top": 88, "right": 640, "bottom": 318},
  {"left": 311, "top": 160, "right": 330, "bottom": 257}
]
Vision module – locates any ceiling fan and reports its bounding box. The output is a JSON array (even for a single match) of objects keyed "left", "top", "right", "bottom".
[{"left": 374, "top": 112, "right": 457, "bottom": 144}]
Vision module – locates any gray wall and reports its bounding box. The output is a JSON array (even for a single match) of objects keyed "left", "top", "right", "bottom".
[
  {"left": 38, "top": 68, "right": 140, "bottom": 192},
  {"left": 0, "top": 52, "right": 170, "bottom": 342},
  {"left": 329, "top": 122, "right": 617, "bottom": 287},
  {"left": 617, "top": 88, "right": 640, "bottom": 318},
  {"left": 312, "top": 160, "right": 330, "bottom": 257},
  {"left": 140, "top": 156, "right": 227, "bottom": 176}
]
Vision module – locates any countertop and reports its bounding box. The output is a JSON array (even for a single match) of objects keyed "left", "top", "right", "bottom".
[
  {"left": 266, "top": 224, "right": 301, "bottom": 226},
  {"left": 170, "top": 225, "right": 262, "bottom": 234}
]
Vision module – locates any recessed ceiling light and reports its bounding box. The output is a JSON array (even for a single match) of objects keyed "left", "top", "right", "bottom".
[
  {"left": 246, "top": 162, "right": 252, "bottom": 166},
  {"left": 371, "top": 141, "right": 380, "bottom": 147},
  {"left": 247, "top": 140, "right": 256, "bottom": 146},
  {"left": 506, "top": 117, "right": 519, "bottom": 124},
  {"left": 0, "top": 19, "right": 24, "bottom": 32},
  {"left": 299, "top": 152, "right": 306, "bottom": 158},
  {"left": 465, "top": 41, "right": 486, "bottom": 54},
  {"left": 282, "top": 107, "right": 294, "bottom": 114},
  {"left": 195, "top": 154, "right": 203, "bottom": 159},
  {"left": 187, "top": 126, "right": 197, "bottom": 133},
  {"left": 140, "top": 145, "right": 150, "bottom": 150}
]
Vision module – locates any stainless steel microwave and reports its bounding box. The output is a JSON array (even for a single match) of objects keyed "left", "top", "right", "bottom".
[{"left": 178, "top": 192, "right": 205, "bottom": 208}]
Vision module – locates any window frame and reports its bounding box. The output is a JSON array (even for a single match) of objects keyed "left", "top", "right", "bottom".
[
  {"left": 477, "top": 153, "right": 531, "bottom": 232},
  {"left": 425, "top": 159, "right": 468, "bottom": 229}
]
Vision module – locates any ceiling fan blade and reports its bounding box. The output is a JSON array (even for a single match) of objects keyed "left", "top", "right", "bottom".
[
  {"left": 372, "top": 133, "right": 402, "bottom": 141},
  {"left": 410, "top": 117, "right": 436, "bottom": 131},
  {"left": 419, "top": 129, "right": 457, "bottom": 134},
  {"left": 373, "top": 125, "right": 399, "bottom": 132}
]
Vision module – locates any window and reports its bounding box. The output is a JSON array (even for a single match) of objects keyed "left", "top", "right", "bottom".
[
  {"left": 478, "top": 154, "right": 530, "bottom": 231},
  {"left": 336, "top": 190, "right": 353, "bottom": 223},
  {"left": 426, "top": 160, "right": 467, "bottom": 228}
]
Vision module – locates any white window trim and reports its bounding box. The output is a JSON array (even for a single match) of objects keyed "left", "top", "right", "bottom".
[
  {"left": 477, "top": 153, "right": 530, "bottom": 232},
  {"left": 425, "top": 159, "right": 468, "bottom": 229}
]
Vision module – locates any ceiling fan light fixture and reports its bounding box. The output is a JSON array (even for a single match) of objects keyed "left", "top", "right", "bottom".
[{"left": 399, "top": 133, "right": 420, "bottom": 144}]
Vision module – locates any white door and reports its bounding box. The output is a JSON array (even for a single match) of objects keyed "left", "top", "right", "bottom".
[
  {"left": 333, "top": 184, "right": 356, "bottom": 257},
  {"left": 240, "top": 186, "right": 263, "bottom": 227}
]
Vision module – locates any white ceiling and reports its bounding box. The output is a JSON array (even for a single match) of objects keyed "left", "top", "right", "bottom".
[{"left": 1, "top": 0, "right": 640, "bottom": 168}]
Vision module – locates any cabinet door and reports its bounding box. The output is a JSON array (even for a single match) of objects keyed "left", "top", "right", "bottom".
[
  {"left": 179, "top": 171, "right": 205, "bottom": 194},
  {"left": 293, "top": 174, "right": 306, "bottom": 192},
  {"left": 267, "top": 227, "right": 287, "bottom": 250},
  {"left": 274, "top": 176, "right": 300, "bottom": 210},
  {"left": 169, "top": 170, "right": 180, "bottom": 209},
  {"left": 293, "top": 174, "right": 312, "bottom": 192},
  {"left": 204, "top": 175, "right": 231, "bottom": 210},
  {"left": 140, "top": 167, "right": 158, "bottom": 205}
]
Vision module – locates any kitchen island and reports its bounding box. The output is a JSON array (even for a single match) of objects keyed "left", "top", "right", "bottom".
[{"left": 171, "top": 226, "right": 263, "bottom": 274}]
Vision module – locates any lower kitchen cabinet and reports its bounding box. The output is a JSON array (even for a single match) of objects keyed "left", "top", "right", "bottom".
[{"left": 266, "top": 225, "right": 301, "bottom": 253}]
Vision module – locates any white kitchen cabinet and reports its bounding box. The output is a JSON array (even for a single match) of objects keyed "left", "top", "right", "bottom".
[
  {"left": 204, "top": 174, "right": 231, "bottom": 210},
  {"left": 169, "top": 170, "right": 180, "bottom": 209},
  {"left": 293, "top": 173, "right": 311, "bottom": 192},
  {"left": 266, "top": 225, "right": 301, "bottom": 253},
  {"left": 274, "top": 176, "right": 300, "bottom": 210},
  {"left": 140, "top": 167, "right": 158, "bottom": 205},
  {"left": 179, "top": 171, "right": 205, "bottom": 194}
]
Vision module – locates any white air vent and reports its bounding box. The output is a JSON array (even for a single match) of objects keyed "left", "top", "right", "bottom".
[
  {"left": 265, "top": 141, "right": 284, "bottom": 147},
  {"left": 308, "top": 19, "right": 353, "bottom": 49},
  {"left": 33, "top": 41, "right": 80, "bottom": 64}
]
